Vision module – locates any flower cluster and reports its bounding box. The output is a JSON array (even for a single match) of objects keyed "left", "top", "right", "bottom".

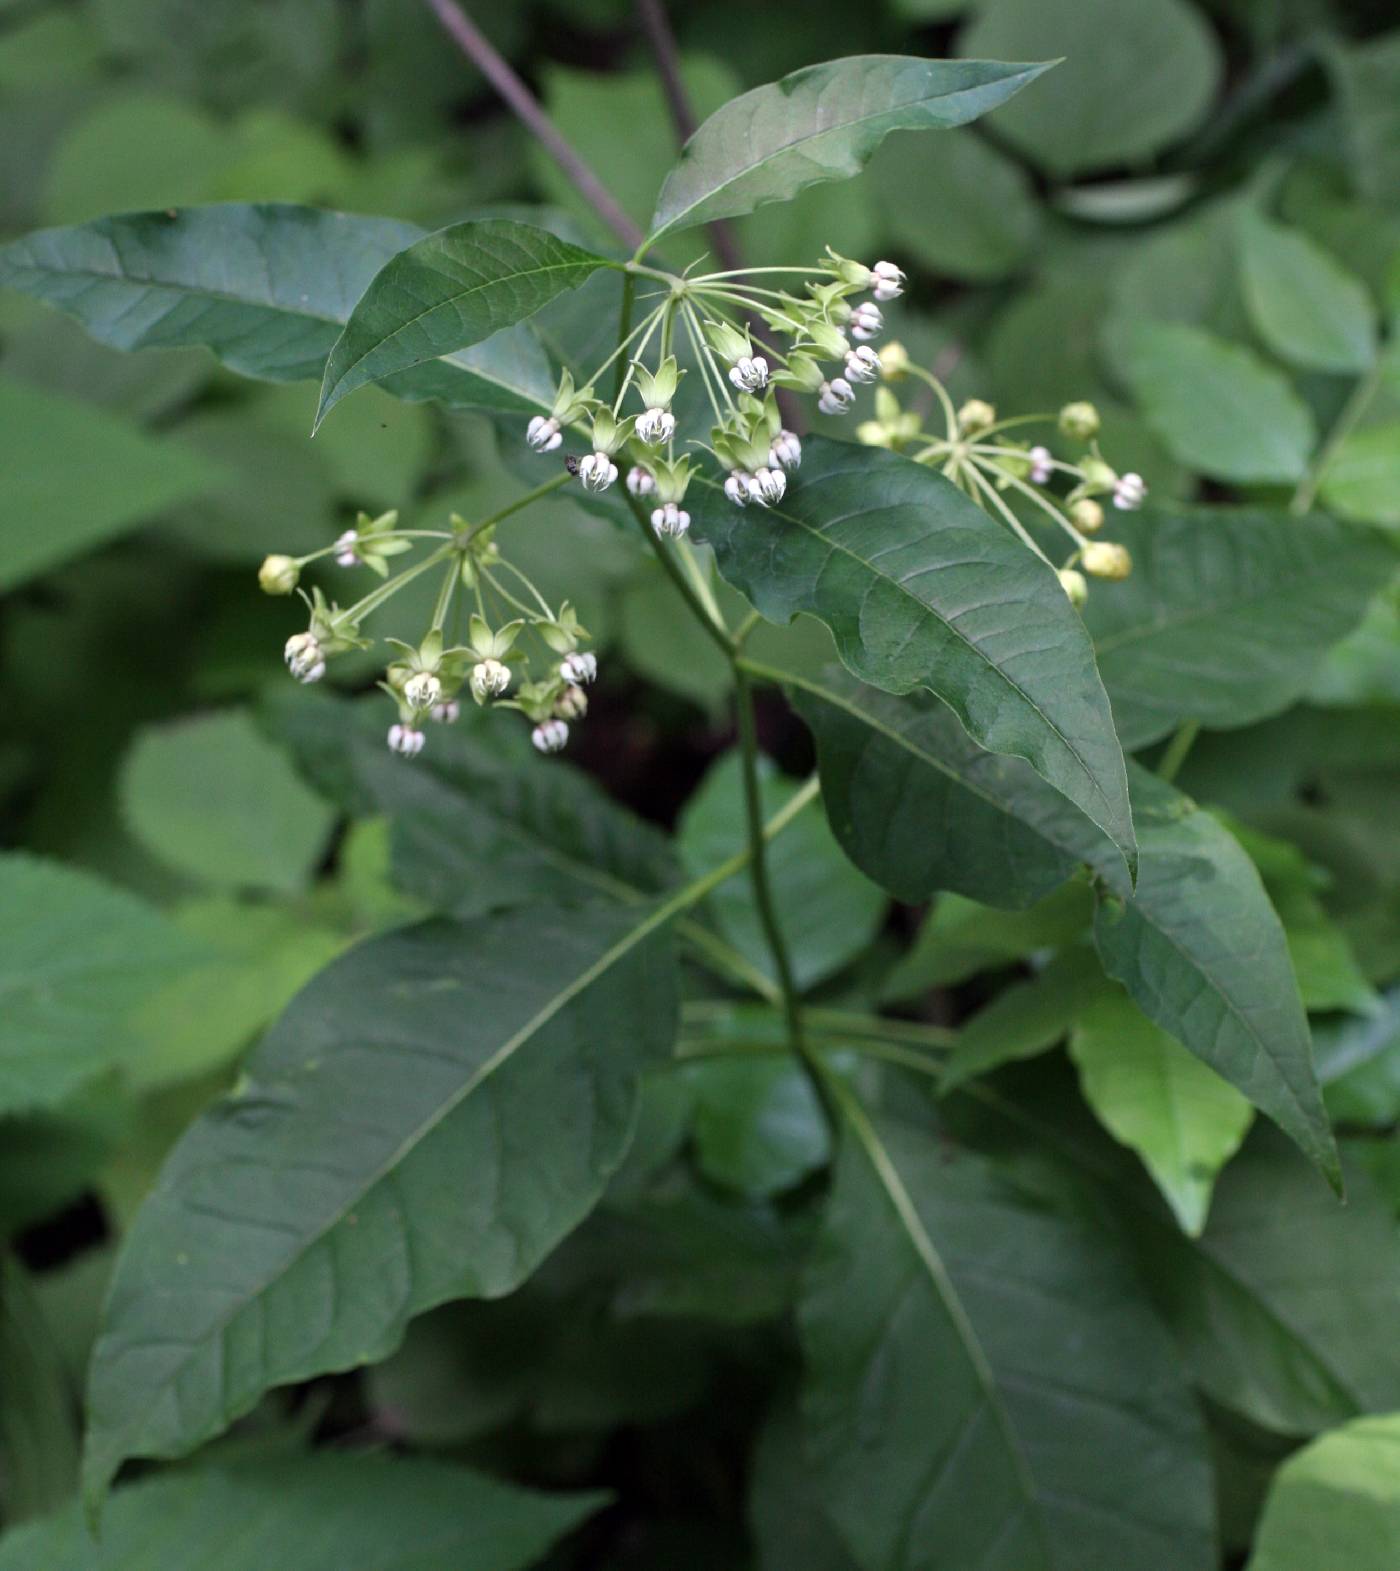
[
  {"left": 259, "top": 508, "right": 599, "bottom": 760},
  {"left": 520, "top": 247, "right": 911, "bottom": 531},
  {"left": 855, "top": 361, "right": 1145, "bottom": 605}
]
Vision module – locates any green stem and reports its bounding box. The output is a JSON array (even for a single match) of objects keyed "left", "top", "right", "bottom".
[
  {"left": 1156, "top": 719, "right": 1200, "bottom": 784},
  {"left": 336, "top": 542, "right": 454, "bottom": 627},
  {"left": 1293, "top": 358, "right": 1384, "bottom": 514},
  {"left": 429, "top": 557, "right": 459, "bottom": 633},
  {"left": 621, "top": 493, "right": 734, "bottom": 657},
  {"left": 476, "top": 471, "right": 573, "bottom": 530}
]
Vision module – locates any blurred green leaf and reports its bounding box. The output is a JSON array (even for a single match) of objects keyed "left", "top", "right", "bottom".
[
  {"left": 1320, "top": 424, "right": 1400, "bottom": 527},
  {"left": 0, "top": 1261, "right": 80, "bottom": 1524},
  {"left": 1326, "top": 29, "right": 1400, "bottom": 208},
  {"left": 120, "top": 710, "right": 335, "bottom": 894},
  {"left": 687, "top": 1056, "right": 829, "bottom": 1199}
]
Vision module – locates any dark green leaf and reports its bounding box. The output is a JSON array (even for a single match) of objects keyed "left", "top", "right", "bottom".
[
  {"left": 82, "top": 904, "right": 678, "bottom": 1500},
  {"left": 800, "top": 1098, "right": 1215, "bottom": 1570},
  {"left": 692, "top": 440, "right": 1136, "bottom": 876},
  {"left": 1082, "top": 504, "right": 1397, "bottom": 749},
  {"left": 647, "top": 55, "right": 1054, "bottom": 245},
  {"left": 0, "top": 1262, "right": 80, "bottom": 1524},
  {"left": 1326, "top": 30, "right": 1400, "bottom": 207},
  {"left": 0, "top": 1454, "right": 605, "bottom": 1570},
  {"left": 316, "top": 219, "right": 612, "bottom": 427},
  {"left": 688, "top": 1057, "right": 829, "bottom": 1199}
]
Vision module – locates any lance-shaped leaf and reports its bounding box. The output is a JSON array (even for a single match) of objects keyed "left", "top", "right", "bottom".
[
  {"left": 1084, "top": 504, "right": 1397, "bottom": 749},
  {"left": 690, "top": 440, "right": 1136, "bottom": 876},
  {"left": 316, "top": 219, "right": 614, "bottom": 428},
  {"left": 1094, "top": 766, "right": 1339, "bottom": 1188},
  {"left": 0, "top": 204, "right": 556, "bottom": 413},
  {"left": 646, "top": 55, "right": 1055, "bottom": 246},
  {"left": 82, "top": 904, "right": 678, "bottom": 1503},
  {"left": 800, "top": 1097, "right": 1215, "bottom": 1570},
  {"left": 0, "top": 1454, "right": 606, "bottom": 1571}
]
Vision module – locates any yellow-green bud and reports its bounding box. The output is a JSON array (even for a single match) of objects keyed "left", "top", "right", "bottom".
[
  {"left": 1058, "top": 568, "right": 1089, "bottom": 607},
  {"left": 878, "top": 342, "right": 910, "bottom": 381},
  {"left": 1059, "top": 401, "right": 1101, "bottom": 440},
  {"left": 259, "top": 554, "right": 299, "bottom": 595},
  {"left": 958, "top": 398, "right": 996, "bottom": 435},
  {"left": 857, "top": 420, "right": 892, "bottom": 448},
  {"left": 1080, "top": 457, "right": 1117, "bottom": 492},
  {"left": 1070, "top": 498, "right": 1105, "bottom": 535},
  {"left": 1082, "top": 541, "right": 1132, "bottom": 580}
]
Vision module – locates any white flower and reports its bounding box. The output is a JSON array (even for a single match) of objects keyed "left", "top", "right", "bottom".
[
  {"left": 560, "top": 650, "right": 597, "bottom": 685},
  {"left": 1114, "top": 472, "right": 1147, "bottom": 510},
  {"left": 526, "top": 415, "right": 562, "bottom": 452},
  {"left": 871, "top": 260, "right": 905, "bottom": 301},
  {"left": 818, "top": 377, "right": 855, "bottom": 416},
  {"left": 431, "top": 699, "right": 460, "bottom": 724},
  {"left": 728, "top": 355, "right": 768, "bottom": 392},
  {"left": 1029, "top": 446, "right": 1053, "bottom": 485},
  {"left": 387, "top": 723, "right": 425, "bottom": 757},
  {"left": 470, "top": 658, "right": 511, "bottom": 700},
  {"left": 849, "top": 301, "right": 883, "bottom": 341},
  {"left": 651, "top": 502, "right": 691, "bottom": 538},
  {"left": 334, "top": 530, "right": 359, "bottom": 567},
  {"left": 555, "top": 683, "right": 588, "bottom": 720},
  {"left": 284, "top": 632, "right": 325, "bottom": 683},
  {"left": 636, "top": 407, "right": 675, "bottom": 446},
  {"left": 844, "top": 345, "right": 879, "bottom": 384},
  {"left": 750, "top": 467, "right": 786, "bottom": 506},
  {"left": 769, "top": 430, "right": 802, "bottom": 471},
  {"left": 578, "top": 451, "right": 618, "bottom": 492},
  {"left": 725, "top": 471, "right": 753, "bottom": 507},
  {"left": 403, "top": 671, "right": 442, "bottom": 712},
  {"left": 532, "top": 718, "right": 569, "bottom": 753},
  {"left": 627, "top": 465, "right": 656, "bottom": 497}
]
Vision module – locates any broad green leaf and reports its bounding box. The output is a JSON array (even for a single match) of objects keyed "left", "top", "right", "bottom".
[
  {"left": 771, "top": 662, "right": 1113, "bottom": 907},
  {"left": 1247, "top": 1412, "right": 1400, "bottom": 1570},
  {"left": 1119, "top": 322, "right": 1317, "bottom": 483},
  {"left": 0, "top": 1262, "right": 80, "bottom": 1524},
  {"left": 800, "top": 1098, "right": 1216, "bottom": 1570},
  {"left": 1238, "top": 211, "right": 1377, "bottom": 375},
  {"left": 0, "top": 205, "right": 556, "bottom": 413},
  {"left": 1320, "top": 995, "right": 1400, "bottom": 1128},
  {"left": 82, "top": 904, "right": 678, "bottom": 1500},
  {"left": 679, "top": 752, "right": 885, "bottom": 990},
  {"left": 1320, "top": 423, "right": 1400, "bottom": 527},
  {"left": 0, "top": 1454, "right": 605, "bottom": 1570},
  {"left": 119, "top": 710, "right": 335, "bottom": 894},
  {"left": 316, "top": 219, "right": 612, "bottom": 427},
  {"left": 646, "top": 55, "right": 1055, "bottom": 246},
  {"left": 1070, "top": 990, "right": 1253, "bottom": 1235},
  {"left": 869, "top": 128, "right": 1040, "bottom": 282},
  {"left": 0, "top": 374, "right": 218, "bottom": 591},
  {"left": 688, "top": 1057, "right": 829, "bottom": 1199},
  {"left": 0, "top": 855, "right": 207, "bottom": 1115},
  {"left": 958, "top": 0, "right": 1221, "bottom": 178},
  {"left": 1082, "top": 504, "right": 1397, "bottom": 749},
  {"left": 1326, "top": 30, "right": 1400, "bottom": 206},
  {"left": 690, "top": 440, "right": 1137, "bottom": 878},
  {"left": 750, "top": 1395, "right": 861, "bottom": 1571},
  {"left": 1094, "top": 767, "right": 1339, "bottom": 1188}
]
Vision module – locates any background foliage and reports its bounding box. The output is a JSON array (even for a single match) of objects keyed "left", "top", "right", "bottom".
[{"left": 4, "top": 0, "right": 1400, "bottom": 1566}]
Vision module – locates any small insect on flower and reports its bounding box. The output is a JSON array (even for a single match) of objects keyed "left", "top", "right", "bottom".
[
  {"left": 769, "top": 430, "right": 802, "bottom": 471},
  {"left": 431, "top": 699, "right": 460, "bottom": 724},
  {"left": 725, "top": 471, "right": 753, "bottom": 507},
  {"left": 578, "top": 452, "right": 618, "bottom": 492},
  {"left": 1114, "top": 472, "right": 1147, "bottom": 510},
  {"left": 750, "top": 467, "right": 787, "bottom": 506},
  {"left": 403, "top": 671, "right": 441, "bottom": 711},
  {"left": 849, "top": 301, "right": 883, "bottom": 341},
  {"left": 1029, "top": 446, "right": 1054, "bottom": 486},
  {"left": 555, "top": 684, "right": 588, "bottom": 720},
  {"left": 636, "top": 407, "right": 676, "bottom": 446},
  {"left": 627, "top": 465, "right": 656, "bottom": 497},
  {"left": 532, "top": 718, "right": 569, "bottom": 753},
  {"left": 844, "top": 345, "right": 879, "bottom": 384},
  {"left": 284, "top": 632, "right": 325, "bottom": 684},
  {"left": 729, "top": 355, "right": 769, "bottom": 392},
  {"left": 818, "top": 377, "right": 855, "bottom": 416},
  {"left": 470, "top": 658, "right": 511, "bottom": 701},
  {"left": 651, "top": 502, "right": 691, "bottom": 538},
  {"left": 871, "top": 260, "right": 905, "bottom": 301},
  {"left": 387, "top": 723, "right": 426, "bottom": 757},
  {"left": 560, "top": 651, "right": 597, "bottom": 685},
  {"left": 526, "top": 415, "right": 562, "bottom": 452}
]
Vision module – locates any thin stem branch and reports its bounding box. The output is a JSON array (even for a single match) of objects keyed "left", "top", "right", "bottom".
[
  {"left": 420, "top": 0, "right": 645, "bottom": 251},
  {"left": 1293, "top": 359, "right": 1384, "bottom": 514},
  {"left": 621, "top": 493, "right": 734, "bottom": 657},
  {"left": 1156, "top": 719, "right": 1200, "bottom": 784}
]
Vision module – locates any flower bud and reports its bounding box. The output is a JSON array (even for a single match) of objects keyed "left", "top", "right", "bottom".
[
  {"left": 849, "top": 301, "right": 883, "bottom": 341},
  {"left": 532, "top": 718, "right": 569, "bottom": 753},
  {"left": 526, "top": 414, "right": 562, "bottom": 452},
  {"left": 1028, "top": 446, "right": 1054, "bottom": 485},
  {"left": 728, "top": 355, "right": 769, "bottom": 392},
  {"left": 555, "top": 683, "right": 588, "bottom": 720},
  {"left": 958, "top": 399, "right": 996, "bottom": 435},
  {"left": 1071, "top": 498, "right": 1104, "bottom": 534},
  {"left": 626, "top": 465, "right": 656, "bottom": 497},
  {"left": 825, "top": 250, "right": 873, "bottom": 289},
  {"left": 284, "top": 632, "right": 325, "bottom": 683},
  {"left": 404, "top": 671, "right": 442, "bottom": 712},
  {"left": 578, "top": 452, "right": 618, "bottom": 492},
  {"left": 636, "top": 406, "right": 675, "bottom": 446},
  {"left": 1059, "top": 401, "right": 1101, "bottom": 441},
  {"left": 387, "top": 723, "right": 426, "bottom": 757},
  {"left": 1080, "top": 457, "right": 1117, "bottom": 491},
  {"left": 818, "top": 377, "right": 855, "bottom": 416},
  {"left": 651, "top": 501, "right": 691, "bottom": 537},
  {"left": 259, "top": 554, "right": 299, "bottom": 595},
  {"left": 1114, "top": 472, "right": 1147, "bottom": 510},
  {"left": 844, "top": 345, "right": 879, "bottom": 384},
  {"left": 750, "top": 467, "right": 786, "bottom": 506},
  {"left": 769, "top": 429, "right": 802, "bottom": 471},
  {"left": 878, "top": 341, "right": 910, "bottom": 381},
  {"left": 1082, "top": 541, "right": 1132, "bottom": 580},
  {"left": 470, "top": 658, "right": 511, "bottom": 701},
  {"left": 725, "top": 471, "right": 752, "bottom": 507},
  {"left": 431, "top": 699, "right": 461, "bottom": 724},
  {"left": 560, "top": 650, "right": 597, "bottom": 685},
  {"left": 334, "top": 529, "right": 359, "bottom": 567},
  {"left": 871, "top": 260, "right": 905, "bottom": 301},
  {"left": 1058, "top": 568, "right": 1089, "bottom": 607}
]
